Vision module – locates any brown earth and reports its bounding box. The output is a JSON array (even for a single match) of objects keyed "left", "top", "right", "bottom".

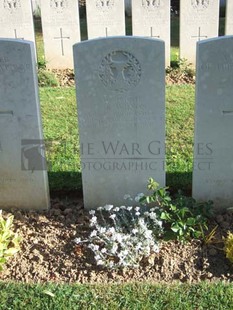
[{"left": 0, "top": 198, "right": 232, "bottom": 284}]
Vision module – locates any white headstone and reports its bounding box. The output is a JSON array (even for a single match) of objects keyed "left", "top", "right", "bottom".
[
  {"left": 74, "top": 37, "right": 165, "bottom": 209},
  {"left": 41, "top": 0, "right": 81, "bottom": 69},
  {"left": 193, "top": 36, "right": 233, "bottom": 208},
  {"left": 132, "top": 0, "right": 170, "bottom": 67},
  {"left": 226, "top": 0, "right": 233, "bottom": 35},
  {"left": 0, "top": 39, "right": 50, "bottom": 210},
  {"left": 180, "top": 0, "right": 220, "bottom": 64},
  {"left": 86, "top": 0, "right": 125, "bottom": 39},
  {"left": 0, "top": 0, "right": 35, "bottom": 44}
]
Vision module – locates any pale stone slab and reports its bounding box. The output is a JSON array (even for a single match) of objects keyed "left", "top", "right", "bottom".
[
  {"left": 180, "top": 0, "right": 220, "bottom": 64},
  {"left": 41, "top": 0, "right": 81, "bottom": 69},
  {"left": 132, "top": 0, "right": 170, "bottom": 67},
  {"left": 226, "top": 0, "right": 233, "bottom": 35},
  {"left": 0, "top": 0, "right": 35, "bottom": 44},
  {"left": 86, "top": 0, "right": 125, "bottom": 39},
  {"left": 193, "top": 36, "right": 233, "bottom": 208},
  {"left": 0, "top": 40, "right": 50, "bottom": 210},
  {"left": 74, "top": 37, "right": 165, "bottom": 209}
]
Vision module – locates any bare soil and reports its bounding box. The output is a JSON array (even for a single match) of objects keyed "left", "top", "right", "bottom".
[{"left": 0, "top": 198, "right": 232, "bottom": 284}]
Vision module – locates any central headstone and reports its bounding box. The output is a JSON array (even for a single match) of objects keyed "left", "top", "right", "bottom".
[
  {"left": 132, "top": 0, "right": 170, "bottom": 67},
  {"left": 0, "top": 0, "right": 35, "bottom": 44},
  {"left": 0, "top": 39, "right": 50, "bottom": 210},
  {"left": 193, "top": 36, "right": 233, "bottom": 208},
  {"left": 74, "top": 37, "right": 165, "bottom": 209},
  {"left": 180, "top": 0, "right": 220, "bottom": 64},
  {"left": 86, "top": 0, "right": 125, "bottom": 39},
  {"left": 40, "top": 0, "right": 81, "bottom": 69}
]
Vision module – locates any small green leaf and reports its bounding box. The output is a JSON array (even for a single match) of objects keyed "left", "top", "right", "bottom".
[
  {"left": 43, "top": 290, "right": 55, "bottom": 297},
  {"left": 160, "top": 212, "right": 169, "bottom": 220},
  {"left": 171, "top": 226, "right": 180, "bottom": 233}
]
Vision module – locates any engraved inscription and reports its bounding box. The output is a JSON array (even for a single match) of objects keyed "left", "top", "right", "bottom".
[
  {"left": 191, "top": 0, "right": 209, "bottom": 10},
  {"left": 142, "top": 0, "right": 160, "bottom": 10},
  {"left": 50, "top": 0, "right": 68, "bottom": 12},
  {"left": 96, "top": 0, "right": 114, "bottom": 10},
  {"left": 99, "top": 51, "right": 141, "bottom": 92},
  {"left": 0, "top": 63, "right": 30, "bottom": 73},
  {"left": 3, "top": 0, "right": 21, "bottom": 12}
]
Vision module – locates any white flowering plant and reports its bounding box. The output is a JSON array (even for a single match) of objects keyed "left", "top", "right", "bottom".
[{"left": 75, "top": 201, "right": 163, "bottom": 269}]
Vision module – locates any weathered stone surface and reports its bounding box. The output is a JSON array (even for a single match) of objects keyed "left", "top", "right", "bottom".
[
  {"left": 86, "top": 0, "right": 125, "bottom": 39},
  {"left": 180, "top": 0, "right": 220, "bottom": 64},
  {"left": 132, "top": 0, "right": 170, "bottom": 66},
  {"left": 74, "top": 37, "right": 165, "bottom": 209},
  {"left": 193, "top": 36, "right": 233, "bottom": 208},
  {"left": 0, "top": 0, "right": 35, "bottom": 44},
  {"left": 41, "top": 0, "right": 81, "bottom": 69},
  {"left": 0, "top": 40, "right": 50, "bottom": 210}
]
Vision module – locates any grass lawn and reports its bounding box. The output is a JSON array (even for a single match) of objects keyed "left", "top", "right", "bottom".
[{"left": 0, "top": 281, "right": 232, "bottom": 309}]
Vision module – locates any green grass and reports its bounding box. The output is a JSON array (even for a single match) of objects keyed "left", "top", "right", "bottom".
[
  {"left": 39, "top": 87, "right": 81, "bottom": 190},
  {"left": 166, "top": 85, "right": 195, "bottom": 192},
  {"left": 0, "top": 281, "right": 232, "bottom": 309}
]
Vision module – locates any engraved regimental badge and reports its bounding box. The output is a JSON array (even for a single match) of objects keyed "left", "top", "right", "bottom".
[
  {"left": 96, "top": 0, "right": 114, "bottom": 10},
  {"left": 4, "top": 0, "right": 21, "bottom": 12},
  {"left": 99, "top": 51, "right": 141, "bottom": 92},
  {"left": 142, "top": 0, "right": 160, "bottom": 10},
  {"left": 191, "top": 0, "right": 209, "bottom": 9},
  {"left": 50, "top": 0, "right": 68, "bottom": 12}
]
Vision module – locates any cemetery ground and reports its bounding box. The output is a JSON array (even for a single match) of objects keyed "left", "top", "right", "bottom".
[
  {"left": 0, "top": 16, "right": 233, "bottom": 308},
  {"left": 0, "top": 88, "right": 232, "bottom": 306}
]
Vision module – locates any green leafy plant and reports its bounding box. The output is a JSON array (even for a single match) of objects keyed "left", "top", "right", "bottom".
[
  {"left": 0, "top": 210, "right": 21, "bottom": 271},
  {"left": 37, "top": 60, "right": 58, "bottom": 87},
  {"left": 140, "top": 178, "right": 213, "bottom": 243},
  {"left": 38, "top": 68, "right": 58, "bottom": 87},
  {"left": 224, "top": 231, "right": 233, "bottom": 264}
]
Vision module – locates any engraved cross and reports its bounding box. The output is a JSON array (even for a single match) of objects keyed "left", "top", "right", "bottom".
[
  {"left": 14, "top": 29, "right": 24, "bottom": 40},
  {"left": 150, "top": 27, "right": 160, "bottom": 38},
  {"left": 54, "top": 28, "right": 70, "bottom": 56},
  {"left": 191, "top": 27, "right": 208, "bottom": 41}
]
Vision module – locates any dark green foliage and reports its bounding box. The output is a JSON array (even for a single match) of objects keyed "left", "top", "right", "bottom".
[{"left": 140, "top": 178, "right": 213, "bottom": 243}]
